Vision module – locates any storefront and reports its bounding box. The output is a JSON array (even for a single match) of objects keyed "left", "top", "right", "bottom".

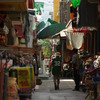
[{"left": 0, "top": 0, "right": 38, "bottom": 100}]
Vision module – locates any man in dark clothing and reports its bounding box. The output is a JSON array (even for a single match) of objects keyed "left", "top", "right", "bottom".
[
  {"left": 72, "top": 48, "right": 80, "bottom": 91},
  {"left": 49, "top": 52, "right": 63, "bottom": 90}
]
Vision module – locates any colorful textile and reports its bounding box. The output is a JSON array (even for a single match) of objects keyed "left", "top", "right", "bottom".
[
  {"left": 71, "top": 32, "right": 84, "bottom": 49},
  {"left": 66, "top": 32, "right": 73, "bottom": 50},
  {"left": 71, "top": 0, "right": 81, "bottom": 8}
]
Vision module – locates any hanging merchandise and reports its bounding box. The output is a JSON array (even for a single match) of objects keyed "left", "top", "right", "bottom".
[
  {"left": 71, "top": 0, "right": 81, "bottom": 8},
  {"left": 66, "top": 32, "right": 73, "bottom": 50},
  {"left": 70, "top": 4, "right": 77, "bottom": 29},
  {"left": 3, "top": 25, "right": 9, "bottom": 35},
  {"left": 20, "top": 35, "right": 26, "bottom": 47},
  {"left": 23, "top": 13, "right": 36, "bottom": 48},
  {"left": 66, "top": 32, "right": 84, "bottom": 50},
  {"left": 0, "top": 35, "right": 6, "bottom": 44},
  {"left": 71, "top": 32, "right": 84, "bottom": 49},
  {"left": 78, "top": 0, "right": 98, "bottom": 27}
]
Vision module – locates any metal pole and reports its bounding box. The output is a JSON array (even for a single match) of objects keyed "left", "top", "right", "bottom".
[
  {"left": 61, "top": 40, "right": 64, "bottom": 65},
  {"left": 3, "top": 51, "right": 8, "bottom": 100}
]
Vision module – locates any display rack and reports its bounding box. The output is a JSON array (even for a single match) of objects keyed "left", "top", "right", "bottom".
[{"left": 0, "top": 49, "right": 13, "bottom": 100}]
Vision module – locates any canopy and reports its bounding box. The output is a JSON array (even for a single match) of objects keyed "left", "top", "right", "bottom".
[
  {"left": 36, "top": 18, "right": 57, "bottom": 33},
  {"left": 52, "top": 20, "right": 72, "bottom": 38},
  {"left": 37, "top": 23, "right": 67, "bottom": 39},
  {"left": 48, "top": 18, "right": 57, "bottom": 24},
  {"left": 36, "top": 20, "right": 48, "bottom": 33}
]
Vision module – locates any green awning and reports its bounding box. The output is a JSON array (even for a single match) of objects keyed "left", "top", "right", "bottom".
[
  {"left": 48, "top": 18, "right": 57, "bottom": 24},
  {"left": 36, "top": 20, "right": 48, "bottom": 33},
  {"left": 36, "top": 18, "right": 57, "bottom": 33},
  {"left": 37, "top": 23, "right": 67, "bottom": 39}
]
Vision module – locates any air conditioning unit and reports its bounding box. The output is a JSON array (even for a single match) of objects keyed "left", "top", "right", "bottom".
[{"left": 88, "top": 0, "right": 100, "bottom": 3}]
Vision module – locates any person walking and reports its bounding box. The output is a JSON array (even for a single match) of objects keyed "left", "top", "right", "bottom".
[
  {"left": 49, "top": 52, "right": 63, "bottom": 90},
  {"left": 72, "top": 48, "right": 80, "bottom": 91}
]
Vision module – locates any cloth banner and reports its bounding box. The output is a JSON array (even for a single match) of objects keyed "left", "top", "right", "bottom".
[
  {"left": 66, "top": 32, "right": 73, "bottom": 50},
  {"left": 66, "top": 32, "right": 84, "bottom": 50},
  {"left": 71, "top": 32, "right": 84, "bottom": 49}
]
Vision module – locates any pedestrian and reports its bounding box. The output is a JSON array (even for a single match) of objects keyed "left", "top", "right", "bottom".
[
  {"left": 72, "top": 48, "right": 80, "bottom": 91},
  {"left": 49, "top": 52, "right": 63, "bottom": 90}
]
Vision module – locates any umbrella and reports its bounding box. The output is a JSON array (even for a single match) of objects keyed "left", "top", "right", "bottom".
[
  {"left": 37, "top": 18, "right": 58, "bottom": 33},
  {"left": 37, "top": 23, "right": 67, "bottom": 39}
]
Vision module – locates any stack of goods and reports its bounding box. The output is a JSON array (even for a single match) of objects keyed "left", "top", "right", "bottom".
[
  {"left": 6, "top": 77, "right": 20, "bottom": 100},
  {"left": 9, "top": 66, "right": 36, "bottom": 93},
  {"left": 0, "top": 35, "right": 6, "bottom": 45},
  {"left": 94, "top": 56, "right": 100, "bottom": 69}
]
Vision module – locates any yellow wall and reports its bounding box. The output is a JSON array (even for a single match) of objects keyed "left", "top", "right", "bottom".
[{"left": 54, "top": 0, "right": 61, "bottom": 22}]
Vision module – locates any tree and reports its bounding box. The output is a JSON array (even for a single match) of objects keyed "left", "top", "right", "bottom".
[{"left": 41, "top": 39, "right": 52, "bottom": 57}]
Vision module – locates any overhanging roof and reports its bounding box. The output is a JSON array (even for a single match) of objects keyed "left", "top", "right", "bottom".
[
  {"left": 52, "top": 20, "right": 73, "bottom": 38},
  {"left": 0, "top": 0, "right": 28, "bottom": 11}
]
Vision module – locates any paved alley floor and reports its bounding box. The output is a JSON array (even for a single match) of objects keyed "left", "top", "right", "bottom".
[{"left": 31, "top": 78, "right": 90, "bottom": 100}]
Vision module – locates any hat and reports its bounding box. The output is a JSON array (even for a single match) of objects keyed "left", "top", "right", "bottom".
[{"left": 56, "top": 52, "right": 61, "bottom": 57}]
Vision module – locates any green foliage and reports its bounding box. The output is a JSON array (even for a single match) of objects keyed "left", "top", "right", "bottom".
[
  {"left": 41, "top": 39, "right": 51, "bottom": 46},
  {"left": 43, "top": 47, "right": 52, "bottom": 56},
  {"left": 41, "top": 39, "right": 52, "bottom": 57}
]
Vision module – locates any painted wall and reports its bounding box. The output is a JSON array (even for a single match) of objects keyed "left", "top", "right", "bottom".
[{"left": 54, "top": 0, "right": 60, "bottom": 22}]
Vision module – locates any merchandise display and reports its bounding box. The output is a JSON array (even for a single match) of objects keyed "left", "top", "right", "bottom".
[
  {"left": 9, "top": 66, "right": 36, "bottom": 93},
  {"left": 84, "top": 55, "right": 100, "bottom": 100},
  {"left": 6, "top": 77, "right": 20, "bottom": 100}
]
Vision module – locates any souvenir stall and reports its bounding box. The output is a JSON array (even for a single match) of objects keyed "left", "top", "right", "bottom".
[
  {"left": 0, "top": 46, "right": 37, "bottom": 100},
  {"left": 0, "top": 14, "right": 38, "bottom": 100},
  {"left": 0, "top": 49, "right": 15, "bottom": 100},
  {"left": 0, "top": 1, "right": 37, "bottom": 100},
  {"left": 54, "top": 18, "right": 100, "bottom": 89},
  {"left": 0, "top": 13, "right": 13, "bottom": 100},
  {"left": 7, "top": 46, "right": 37, "bottom": 100},
  {"left": 83, "top": 55, "right": 100, "bottom": 100}
]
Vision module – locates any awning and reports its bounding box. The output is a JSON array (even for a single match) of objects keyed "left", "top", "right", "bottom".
[
  {"left": 37, "top": 23, "right": 67, "bottom": 39},
  {"left": 36, "top": 18, "right": 57, "bottom": 33},
  {"left": 52, "top": 19, "right": 97, "bottom": 38},
  {"left": 36, "top": 20, "right": 48, "bottom": 33},
  {"left": 52, "top": 20, "right": 73, "bottom": 38}
]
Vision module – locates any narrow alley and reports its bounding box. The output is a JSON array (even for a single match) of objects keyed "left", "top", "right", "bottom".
[
  {"left": 0, "top": 0, "right": 100, "bottom": 100},
  {"left": 31, "top": 78, "right": 89, "bottom": 100}
]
